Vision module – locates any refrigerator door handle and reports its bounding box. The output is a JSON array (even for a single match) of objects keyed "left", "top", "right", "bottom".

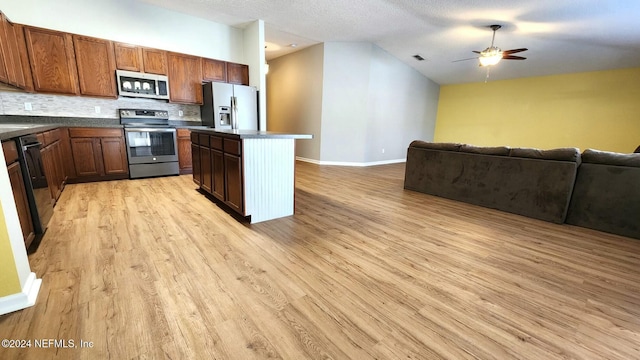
[{"left": 231, "top": 96, "right": 238, "bottom": 129}]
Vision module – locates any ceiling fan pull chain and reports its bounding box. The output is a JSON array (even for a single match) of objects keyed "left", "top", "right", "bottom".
[{"left": 485, "top": 67, "right": 491, "bottom": 83}]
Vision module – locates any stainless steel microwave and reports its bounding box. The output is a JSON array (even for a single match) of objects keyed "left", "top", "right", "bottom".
[{"left": 116, "top": 70, "right": 170, "bottom": 100}]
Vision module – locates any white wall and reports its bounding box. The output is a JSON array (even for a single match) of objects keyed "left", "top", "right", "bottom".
[
  {"left": 267, "top": 41, "right": 439, "bottom": 165},
  {"left": 0, "top": 0, "right": 244, "bottom": 61},
  {"left": 320, "top": 42, "right": 371, "bottom": 163},
  {"left": 266, "top": 44, "right": 324, "bottom": 160}
]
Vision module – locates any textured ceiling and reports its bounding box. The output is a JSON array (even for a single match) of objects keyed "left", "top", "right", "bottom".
[{"left": 139, "top": 0, "right": 640, "bottom": 84}]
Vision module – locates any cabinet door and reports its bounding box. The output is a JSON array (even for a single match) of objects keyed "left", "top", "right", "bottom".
[
  {"left": 100, "top": 137, "right": 128, "bottom": 175},
  {"left": 0, "top": 13, "right": 8, "bottom": 83},
  {"left": 40, "top": 144, "right": 60, "bottom": 202},
  {"left": 191, "top": 143, "right": 201, "bottom": 186},
  {"left": 70, "top": 138, "right": 103, "bottom": 177},
  {"left": 211, "top": 148, "right": 225, "bottom": 201},
  {"left": 114, "top": 42, "right": 143, "bottom": 72},
  {"left": 7, "top": 161, "right": 35, "bottom": 248},
  {"left": 73, "top": 35, "right": 117, "bottom": 98},
  {"left": 227, "top": 62, "right": 249, "bottom": 85},
  {"left": 13, "top": 24, "right": 34, "bottom": 92},
  {"left": 177, "top": 129, "right": 192, "bottom": 174},
  {"left": 0, "top": 15, "right": 26, "bottom": 88},
  {"left": 202, "top": 58, "right": 227, "bottom": 82},
  {"left": 142, "top": 48, "right": 168, "bottom": 75},
  {"left": 52, "top": 140, "right": 65, "bottom": 195},
  {"left": 224, "top": 153, "right": 243, "bottom": 214},
  {"left": 168, "top": 52, "right": 203, "bottom": 104},
  {"left": 200, "top": 145, "right": 212, "bottom": 193},
  {"left": 24, "top": 26, "right": 79, "bottom": 95}
]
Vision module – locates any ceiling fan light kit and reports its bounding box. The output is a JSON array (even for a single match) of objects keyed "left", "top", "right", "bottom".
[{"left": 454, "top": 24, "right": 528, "bottom": 69}]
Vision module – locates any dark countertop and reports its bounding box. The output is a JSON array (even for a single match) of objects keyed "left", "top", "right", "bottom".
[
  {"left": 0, "top": 115, "right": 206, "bottom": 141},
  {"left": 0, "top": 124, "right": 61, "bottom": 141},
  {"left": 190, "top": 128, "right": 313, "bottom": 140}
]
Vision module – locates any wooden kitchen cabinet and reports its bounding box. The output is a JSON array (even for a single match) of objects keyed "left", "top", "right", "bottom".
[
  {"left": 210, "top": 136, "right": 225, "bottom": 201},
  {"left": 142, "top": 48, "right": 168, "bottom": 75},
  {"left": 3, "top": 140, "right": 36, "bottom": 248},
  {"left": 39, "top": 128, "right": 66, "bottom": 203},
  {"left": 191, "top": 132, "right": 201, "bottom": 186},
  {"left": 223, "top": 138, "right": 243, "bottom": 213},
  {"left": 202, "top": 58, "right": 227, "bottom": 82},
  {"left": 73, "top": 35, "right": 117, "bottom": 98},
  {"left": 114, "top": 43, "right": 168, "bottom": 75},
  {"left": 24, "top": 26, "right": 80, "bottom": 95},
  {"left": 227, "top": 62, "right": 249, "bottom": 85},
  {"left": 114, "top": 42, "right": 143, "bottom": 71},
  {"left": 177, "top": 128, "right": 192, "bottom": 174},
  {"left": 168, "top": 52, "right": 203, "bottom": 104},
  {"left": 68, "top": 128, "right": 128, "bottom": 182},
  {"left": 190, "top": 133, "right": 244, "bottom": 215},
  {"left": 0, "top": 12, "right": 32, "bottom": 90}
]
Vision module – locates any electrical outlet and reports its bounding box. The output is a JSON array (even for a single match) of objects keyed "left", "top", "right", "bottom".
[
  {"left": 95, "top": 106, "right": 101, "bottom": 114},
  {"left": 24, "top": 102, "right": 32, "bottom": 111},
  {"left": 178, "top": 110, "right": 184, "bottom": 117}
]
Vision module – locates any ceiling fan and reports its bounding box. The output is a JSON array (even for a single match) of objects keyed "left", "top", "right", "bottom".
[{"left": 454, "top": 25, "right": 528, "bottom": 66}]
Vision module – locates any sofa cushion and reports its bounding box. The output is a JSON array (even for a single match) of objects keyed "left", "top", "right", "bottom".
[
  {"left": 582, "top": 149, "right": 640, "bottom": 167},
  {"left": 509, "top": 147, "right": 581, "bottom": 163},
  {"left": 409, "top": 141, "right": 462, "bottom": 151},
  {"left": 459, "top": 144, "right": 510, "bottom": 156}
]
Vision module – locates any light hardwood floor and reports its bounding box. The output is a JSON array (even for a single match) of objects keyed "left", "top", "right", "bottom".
[{"left": 1, "top": 161, "right": 639, "bottom": 359}]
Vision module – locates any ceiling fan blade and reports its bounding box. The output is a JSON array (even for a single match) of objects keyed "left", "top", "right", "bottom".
[
  {"left": 503, "top": 55, "right": 526, "bottom": 60},
  {"left": 452, "top": 57, "right": 479, "bottom": 63},
  {"left": 503, "top": 48, "right": 528, "bottom": 54},
  {"left": 472, "top": 50, "right": 481, "bottom": 54}
]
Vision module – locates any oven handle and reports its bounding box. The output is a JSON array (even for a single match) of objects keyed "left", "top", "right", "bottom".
[
  {"left": 22, "top": 142, "right": 43, "bottom": 151},
  {"left": 125, "top": 128, "right": 176, "bottom": 133}
]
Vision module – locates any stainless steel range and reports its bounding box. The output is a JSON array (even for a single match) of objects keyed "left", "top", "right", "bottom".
[{"left": 120, "top": 109, "right": 179, "bottom": 179}]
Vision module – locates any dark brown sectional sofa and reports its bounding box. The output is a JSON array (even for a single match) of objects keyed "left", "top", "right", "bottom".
[
  {"left": 565, "top": 149, "right": 640, "bottom": 239},
  {"left": 404, "top": 141, "right": 640, "bottom": 240}
]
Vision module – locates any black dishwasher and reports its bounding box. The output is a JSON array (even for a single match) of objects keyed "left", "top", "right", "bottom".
[{"left": 17, "top": 135, "right": 53, "bottom": 248}]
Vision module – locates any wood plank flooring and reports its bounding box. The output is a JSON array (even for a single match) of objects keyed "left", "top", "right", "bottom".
[{"left": 1, "top": 161, "right": 640, "bottom": 359}]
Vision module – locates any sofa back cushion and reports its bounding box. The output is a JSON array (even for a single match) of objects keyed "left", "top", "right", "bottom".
[
  {"left": 581, "top": 149, "right": 640, "bottom": 167},
  {"left": 509, "top": 147, "right": 581, "bottom": 163}
]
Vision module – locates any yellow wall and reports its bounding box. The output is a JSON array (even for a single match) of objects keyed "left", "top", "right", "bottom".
[
  {"left": 0, "top": 202, "right": 21, "bottom": 297},
  {"left": 434, "top": 67, "right": 640, "bottom": 153}
]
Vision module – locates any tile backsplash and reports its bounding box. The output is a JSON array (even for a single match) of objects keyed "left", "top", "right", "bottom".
[{"left": 0, "top": 90, "right": 201, "bottom": 122}]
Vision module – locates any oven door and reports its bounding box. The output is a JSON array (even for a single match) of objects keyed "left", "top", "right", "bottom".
[{"left": 124, "top": 127, "right": 178, "bottom": 165}]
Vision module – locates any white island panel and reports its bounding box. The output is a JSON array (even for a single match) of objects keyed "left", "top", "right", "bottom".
[{"left": 243, "top": 138, "right": 296, "bottom": 223}]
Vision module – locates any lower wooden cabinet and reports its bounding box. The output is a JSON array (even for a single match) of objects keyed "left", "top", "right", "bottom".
[
  {"left": 39, "top": 128, "right": 66, "bottom": 203},
  {"left": 3, "top": 140, "right": 36, "bottom": 248},
  {"left": 191, "top": 132, "right": 245, "bottom": 215},
  {"left": 224, "top": 152, "right": 243, "bottom": 213},
  {"left": 177, "top": 128, "right": 192, "bottom": 174},
  {"left": 68, "top": 127, "right": 128, "bottom": 182}
]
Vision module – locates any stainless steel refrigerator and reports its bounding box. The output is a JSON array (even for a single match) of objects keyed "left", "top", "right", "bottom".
[{"left": 201, "top": 82, "right": 259, "bottom": 130}]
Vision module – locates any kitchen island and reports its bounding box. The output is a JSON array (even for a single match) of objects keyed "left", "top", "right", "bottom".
[{"left": 190, "top": 129, "right": 312, "bottom": 223}]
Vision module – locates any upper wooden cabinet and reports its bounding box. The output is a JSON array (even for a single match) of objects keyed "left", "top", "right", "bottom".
[
  {"left": 24, "top": 26, "right": 80, "bottom": 95},
  {"left": 73, "top": 35, "right": 117, "bottom": 98},
  {"left": 227, "top": 62, "right": 249, "bottom": 85},
  {"left": 114, "top": 42, "right": 142, "bottom": 72},
  {"left": 202, "top": 58, "right": 227, "bottom": 82},
  {"left": 114, "top": 43, "right": 168, "bottom": 75},
  {"left": 168, "top": 52, "right": 202, "bottom": 104},
  {"left": 0, "top": 12, "right": 32, "bottom": 90},
  {"left": 142, "top": 48, "right": 167, "bottom": 75}
]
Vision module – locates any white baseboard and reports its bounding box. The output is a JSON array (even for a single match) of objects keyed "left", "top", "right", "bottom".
[
  {"left": 0, "top": 272, "right": 42, "bottom": 316},
  {"left": 296, "top": 157, "right": 406, "bottom": 167}
]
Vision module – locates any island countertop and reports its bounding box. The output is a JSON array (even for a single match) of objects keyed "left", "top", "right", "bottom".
[{"left": 190, "top": 128, "right": 313, "bottom": 140}]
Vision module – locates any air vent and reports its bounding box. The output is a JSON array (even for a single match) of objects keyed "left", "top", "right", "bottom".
[{"left": 413, "top": 54, "right": 425, "bottom": 61}]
